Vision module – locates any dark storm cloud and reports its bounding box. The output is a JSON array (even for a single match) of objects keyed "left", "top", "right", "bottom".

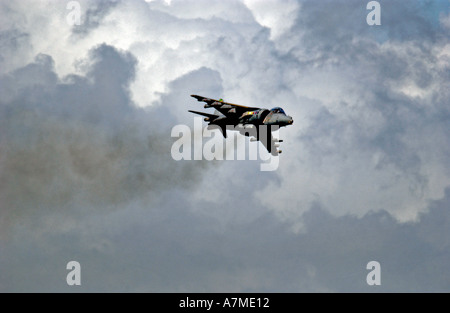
[
  {"left": 0, "top": 44, "right": 209, "bottom": 233},
  {"left": 303, "top": 188, "right": 450, "bottom": 292},
  {"left": 4, "top": 186, "right": 448, "bottom": 292},
  {"left": 137, "top": 187, "right": 450, "bottom": 292}
]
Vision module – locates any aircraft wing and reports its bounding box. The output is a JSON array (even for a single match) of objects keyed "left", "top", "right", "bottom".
[
  {"left": 191, "top": 94, "right": 260, "bottom": 117},
  {"left": 188, "top": 110, "right": 220, "bottom": 121}
]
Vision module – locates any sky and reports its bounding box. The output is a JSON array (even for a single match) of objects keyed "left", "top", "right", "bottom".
[{"left": 0, "top": 0, "right": 449, "bottom": 292}]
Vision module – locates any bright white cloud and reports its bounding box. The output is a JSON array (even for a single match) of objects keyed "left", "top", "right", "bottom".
[{"left": 243, "top": 0, "right": 300, "bottom": 39}]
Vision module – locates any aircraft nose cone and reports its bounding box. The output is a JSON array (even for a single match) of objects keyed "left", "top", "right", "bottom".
[{"left": 288, "top": 116, "right": 293, "bottom": 125}]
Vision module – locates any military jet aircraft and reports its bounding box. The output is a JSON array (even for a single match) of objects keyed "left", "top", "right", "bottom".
[{"left": 189, "top": 95, "right": 293, "bottom": 155}]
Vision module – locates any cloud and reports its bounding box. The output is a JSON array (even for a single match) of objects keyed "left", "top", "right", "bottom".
[
  {"left": 243, "top": 0, "right": 300, "bottom": 39},
  {"left": 0, "top": 43, "right": 211, "bottom": 236},
  {"left": 253, "top": 0, "right": 450, "bottom": 225},
  {"left": 0, "top": 0, "right": 449, "bottom": 292},
  {"left": 71, "top": 0, "right": 120, "bottom": 36},
  {"left": 3, "top": 185, "right": 449, "bottom": 292}
]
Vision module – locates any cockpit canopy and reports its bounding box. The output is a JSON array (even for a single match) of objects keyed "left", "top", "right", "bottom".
[{"left": 270, "top": 107, "right": 286, "bottom": 114}]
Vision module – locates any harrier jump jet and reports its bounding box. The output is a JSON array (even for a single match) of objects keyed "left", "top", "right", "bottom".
[{"left": 189, "top": 95, "right": 293, "bottom": 156}]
